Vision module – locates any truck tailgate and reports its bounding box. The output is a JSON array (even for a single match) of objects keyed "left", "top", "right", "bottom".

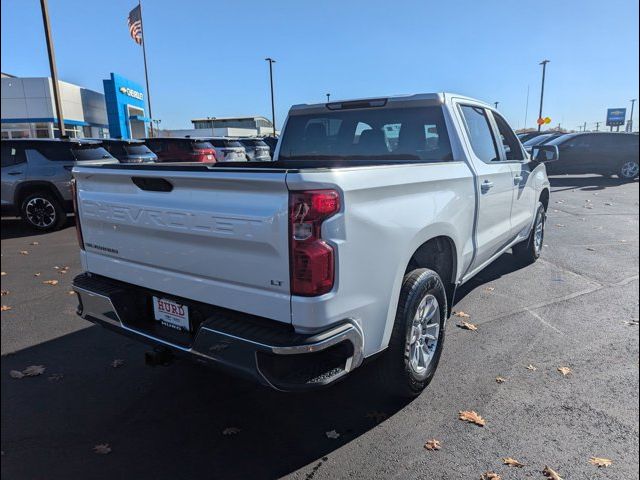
[{"left": 73, "top": 167, "right": 291, "bottom": 323}]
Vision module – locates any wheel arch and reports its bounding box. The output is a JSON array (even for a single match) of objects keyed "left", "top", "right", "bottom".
[
  {"left": 539, "top": 187, "right": 550, "bottom": 211},
  {"left": 405, "top": 235, "right": 458, "bottom": 313},
  {"left": 14, "top": 181, "right": 65, "bottom": 208}
]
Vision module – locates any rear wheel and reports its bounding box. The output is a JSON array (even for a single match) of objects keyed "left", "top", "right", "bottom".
[
  {"left": 20, "top": 191, "right": 66, "bottom": 231},
  {"left": 374, "top": 268, "right": 447, "bottom": 398},
  {"left": 619, "top": 160, "right": 639, "bottom": 181},
  {"left": 513, "top": 202, "right": 546, "bottom": 265}
]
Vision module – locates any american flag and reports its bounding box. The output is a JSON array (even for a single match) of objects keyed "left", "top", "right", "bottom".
[{"left": 128, "top": 5, "right": 143, "bottom": 45}]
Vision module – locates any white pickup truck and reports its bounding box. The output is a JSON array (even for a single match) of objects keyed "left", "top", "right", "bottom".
[{"left": 71, "top": 93, "right": 558, "bottom": 396}]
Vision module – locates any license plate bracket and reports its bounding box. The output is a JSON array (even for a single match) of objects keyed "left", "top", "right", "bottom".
[{"left": 152, "top": 296, "right": 190, "bottom": 332}]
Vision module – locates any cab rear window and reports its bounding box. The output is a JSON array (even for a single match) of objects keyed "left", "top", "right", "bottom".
[{"left": 278, "top": 106, "right": 452, "bottom": 162}]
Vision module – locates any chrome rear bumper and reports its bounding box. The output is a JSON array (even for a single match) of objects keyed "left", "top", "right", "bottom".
[{"left": 73, "top": 274, "right": 364, "bottom": 391}]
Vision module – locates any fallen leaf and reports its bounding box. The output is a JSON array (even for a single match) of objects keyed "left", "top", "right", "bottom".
[
  {"left": 453, "top": 311, "right": 471, "bottom": 318},
  {"left": 589, "top": 457, "right": 612, "bottom": 467},
  {"left": 495, "top": 376, "right": 507, "bottom": 384},
  {"left": 459, "top": 321, "right": 478, "bottom": 331},
  {"left": 586, "top": 247, "right": 596, "bottom": 252},
  {"left": 543, "top": 465, "right": 564, "bottom": 480},
  {"left": 222, "top": 427, "right": 241, "bottom": 435},
  {"left": 526, "top": 364, "right": 538, "bottom": 371},
  {"left": 1, "top": 305, "right": 12, "bottom": 311},
  {"left": 325, "top": 430, "right": 340, "bottom": 439},
  {"left": 42, "top": 280, "right": 59, "bottom": 286},
  {"left": 30, "top": 241, "right": 39, "bottom": 246},
  {"left": 604, "top": 202, "right": 614, "bottom": 206},
  {"left": 67, "top": 290, "right": 76, "bottom": 295},
  {"left": 1, "top": 290, "right": 9, "bottom": 296},
  {"left": 484, "top": 287, "right": 495, "bottom": 292},
  {"left": 480, "top": 473, "right": 501, "bottom": 480},
  {"left": 365, "top": 411, "right": 388, "bottom": 423},
  {"left": 111, "top": 359, "right": 125, "bottom": 368},
  {"left": 22, "top": 365, "right": 45, "bottom": 376},
  {"left": 48, "top": 373, "right": 64, "bottom": 382},
  {"left": 9, "top": 370, "right": 24, "bottom": 379},
  {"left": 557, "top": 366, "right": 572, "bottom": 376},
  {"left": 424, "top": 439, "right": 441, "bottom": 451},
  {"left": 503, "top": 457, "right": 525, "bottom": 468},
  {"left": 19, "top": 250, "right": 29, "bottom": 255},
  {"left": 458, "top": 410, "right": 485, "bottom": 426},
  {"left": 93, "top": 444, "right": 111, "bottom": 454},
  {"left": 34, "top": 272, "right": 41, "bottom": 277},
  {"left": 555, "top": 224, "right": 566, "bottom": 228}
]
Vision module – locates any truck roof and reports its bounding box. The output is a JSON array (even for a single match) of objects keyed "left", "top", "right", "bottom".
[{"left": 289, "top": 93, "right": 491, "bottom": 113}]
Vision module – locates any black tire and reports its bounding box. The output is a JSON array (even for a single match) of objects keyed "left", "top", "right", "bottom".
[
  {"left": 618, "top": 160, "right": 640, "bottom": 181},
  {"left": 20, "top": 191, "right": 66, "bottom": 231},
  {"left": 373, "top": 268, "right": 447, "bottom": 398},
  {"left": 513, "top": 201, "right": 546, "bottom": 265}
]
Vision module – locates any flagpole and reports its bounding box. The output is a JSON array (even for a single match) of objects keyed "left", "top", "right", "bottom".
[{"left": 138, "top": 0, "right": 154, "bottom": 137}]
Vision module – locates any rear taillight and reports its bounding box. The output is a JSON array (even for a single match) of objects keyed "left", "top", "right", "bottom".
[
  {"left": 70, "top": 179, "right": 84, "bottom": 250},
  {"left": 289, "top": 190, "right": 340, "bottom": 296}
]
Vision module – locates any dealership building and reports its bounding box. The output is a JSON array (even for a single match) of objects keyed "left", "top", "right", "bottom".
[{"left": 1, "top": 72, "right": 149, "bottom": 139}]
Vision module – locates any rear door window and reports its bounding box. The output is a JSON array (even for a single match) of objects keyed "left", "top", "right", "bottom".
[
  {"left": 460, "top": 105, "right": 499, "bottom": 162},
  {"left": 1, "top": 142, "right": 27, "bottom": 167}
]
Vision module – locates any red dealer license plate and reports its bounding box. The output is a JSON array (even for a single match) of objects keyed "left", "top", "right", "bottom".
[{"left": 152, "top": 296, "right": 190, "bottom": 332}]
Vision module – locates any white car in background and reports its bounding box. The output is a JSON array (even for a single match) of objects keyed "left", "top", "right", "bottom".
[
  {"left": 205, "top": 138, "right": 247, "bottom": 162},
  {"left": 238, "top": 138, "right": 272, "bottom": 161}
]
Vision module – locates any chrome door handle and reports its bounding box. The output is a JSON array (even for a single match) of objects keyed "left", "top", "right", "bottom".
[
  {"left": 481, "top": 180, "right": 494, "bottom": 193},
  {"left": 513, "top": 175, "right": 523, "bottom": 184},
  {"left": 8, "top": 171, "right": 23, "bottom": 176}
]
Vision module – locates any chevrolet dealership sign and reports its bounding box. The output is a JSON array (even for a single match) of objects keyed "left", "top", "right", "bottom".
[
  {"left": 606, "top": 108, "right": 626, "bottom": 127},
  {"left": 119, "top": 86, "right": 144, "bottom": 101}
]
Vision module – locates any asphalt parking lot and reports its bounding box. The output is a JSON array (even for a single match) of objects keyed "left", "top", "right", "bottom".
[{"left": 1, "top": 175, "right": 638, "bottom": 480}]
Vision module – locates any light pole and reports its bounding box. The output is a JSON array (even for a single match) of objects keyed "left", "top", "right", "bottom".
[
  {"left": 595, "top": 121, "right": 600, "bottom": 131},
  {"left": 326, "top": 93, "right": 331, "bottom": 102},
  {"left": 265, "top": 57, "right": 276, "bottom": 135},
  {"left": 207, "top": 116, "right": 216, "bottom": 137},
  {"left": 537, "top": 59, "right": 550, "bottom": 132},
  {"left": 40, "top": 0, "right": 65, "bottom": 137},
  {"left": 629, "top": 99, "right": 637, "bottom": 132},
  {"left": 494, "top": 101, "right": 499, "bottom": 109},
  {"left": 152, "top": 119, "right": 161, "bottom": 136}
]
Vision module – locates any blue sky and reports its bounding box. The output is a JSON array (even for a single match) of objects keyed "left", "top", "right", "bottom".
[{"left": 2, "top": 0, "right": 639, "bottom": 131}]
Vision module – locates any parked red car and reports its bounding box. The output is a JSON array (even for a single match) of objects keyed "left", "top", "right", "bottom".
[{"left": 143, "top": 138, "right": 216, "bottom": 163}]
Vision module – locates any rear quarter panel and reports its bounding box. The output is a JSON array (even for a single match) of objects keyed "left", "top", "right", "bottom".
[{"left": 286, "top": 162, "right": 475, "bottom": 356}]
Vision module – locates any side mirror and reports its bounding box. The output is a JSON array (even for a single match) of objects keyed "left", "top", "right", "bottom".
[{"left": 531, "top": 144, "right": 559, "bottom": 163}]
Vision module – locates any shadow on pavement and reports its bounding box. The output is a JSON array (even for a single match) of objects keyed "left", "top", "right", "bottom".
[
  {"left": 548, "top": 174, "right": 636, "bottom": 192},
  {"left": 453, "top": 251, "right": 529, "bottom": 305},
  {"left": 0, "top": 216, "right": 74, "bottom": 240},
  {"left": 1, "top": 325, "right": 411, "bottom": 480}
]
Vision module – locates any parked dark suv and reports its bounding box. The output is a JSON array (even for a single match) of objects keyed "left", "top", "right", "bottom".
[
  {"left": 545, "top": 132, "right": 639, "bottom": 180},
  {"left": 1, "top": 139, "right": 118, "bottom": 230},
  {"left": 99, "top": 139, "right": 157, "bottom": 163},
  {"left": 143, "top": 138, "right": 216, "bottom": 163}
]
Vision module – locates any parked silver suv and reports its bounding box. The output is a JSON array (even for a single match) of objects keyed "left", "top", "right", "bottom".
[{"left": 1, "top": 139, "right": 118, "bottom": 231}]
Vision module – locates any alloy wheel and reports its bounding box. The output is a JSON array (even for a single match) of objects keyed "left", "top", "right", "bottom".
[
  {"left": 25, "top": 197, "right": 56, "bottom": 228},
  {"left": 408, "top": 294, "right": 441, "bottom": 376}
]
